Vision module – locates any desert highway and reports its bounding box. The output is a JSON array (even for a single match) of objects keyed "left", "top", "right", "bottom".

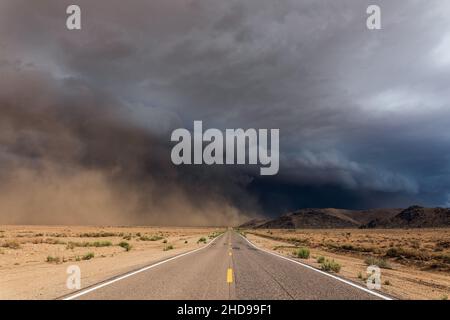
[{"left": 63, "top": 230, "right": 390, "bottom": 300}]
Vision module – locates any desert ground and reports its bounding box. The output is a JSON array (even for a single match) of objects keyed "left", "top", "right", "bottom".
[
  {"left": 243, "top": 228, "right": 450, "bottom": 300},
  {"left": 0, "top": 225, "right": 223, "bottom": 299},
  {"left": 2, "top": 225, "right": 449, "bottom": 300}
]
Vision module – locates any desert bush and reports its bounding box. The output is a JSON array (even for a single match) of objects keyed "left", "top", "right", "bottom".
[
  {"left": 386, "top": 247, "right": 402, "bottom": 257},
  {"left": 386, "top": 247, "right": 430, "bottom": 261},
  {"left": 317, "top": 256, "right": 325, "bottom": 263},
  {"left": 82, "top": 252, "right": 95, "bottom": 260},
  {"left": 123, "top": 235, "right": 132, "bottom": 240},
  {"left": 44, "top": 238, "right": 66, "bottom": 245},
  {"left": 209, "top": 232, "right": 221, "bottom": 239},
  {"left": 118, "top": 241, "right": 132, "bottom": 251},
  {"left": 364, "top": 256, "right": 392, "bottom": 269},
  {"left": 320, "top": 259, "right": 341, "bottom": 273},
  {"left": 434, "top": 254, "right": 450, "bottom": 264},
  {"left": 198, "top": 237, "right": 207, "bottom": 244},
  {"left": 46, "top": 256, "right": 61, "bottom": 264},
  {"left": 294, "top": 247, "right": 310, "bottom": 259},
  {"left": 1, "top": 240, "right": 21, "bottom": 249},
  {"left": 92, "top": 241, "right": 112, "bottom": 247},
  {"left": 341, "top": 244, "right": 356, "bottom": 251},
  {"left": 66, "top": 241, "right": 111, "bottom": 249},
  {"left": 78, "top": 232, "right": 117, "bottom": 238},
  {"left": 140, "top": 235, "right": 163, "bottom": 241},
  {"left": 46, "top": 233, "right": 68, "bottom": 238},
  {"left": 163, "top": 245, "right": 174, "bottom": 251},
  {"left": 66, "top": 242, "right": 76, "bottom": 250}
]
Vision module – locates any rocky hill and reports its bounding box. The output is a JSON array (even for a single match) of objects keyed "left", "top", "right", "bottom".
[
  {"left": 240, "top": 206, "right": 449, "bottom": 229},
  {"left": 362, "top": 206, "right": 450, "bottom": 228}
]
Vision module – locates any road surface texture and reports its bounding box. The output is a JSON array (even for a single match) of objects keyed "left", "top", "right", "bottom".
[{"left": 65, "top": 230, "right": 387, "bottom": 300}]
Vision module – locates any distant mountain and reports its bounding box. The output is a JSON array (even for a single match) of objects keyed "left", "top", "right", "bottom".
[
  {"left": 257, "top": 208, "right": 359, "bottom": 229},
  {"left": 363, "top": 206, "right": 450, "bottom": 228},
  {"left": 238, "top": 218, "right": 269, "bottom": 229},
  {"left": 240, "top": 206, "right": 450, "bottom": 229}
]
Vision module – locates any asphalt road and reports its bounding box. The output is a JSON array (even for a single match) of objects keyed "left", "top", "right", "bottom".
[{"left": 65, "top": 230, "right": 387, "bottom": 300}]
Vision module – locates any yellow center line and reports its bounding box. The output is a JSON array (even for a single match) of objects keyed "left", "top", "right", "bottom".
[{"left": 227, "top": 268, "right": 233, "bottom": 283}]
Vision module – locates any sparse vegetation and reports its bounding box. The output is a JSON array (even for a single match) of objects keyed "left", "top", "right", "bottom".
[
  {"left": 45, "top": 233, "right": 68, "bottom": 238},
  {"left": 385, "top": 247, "right": 430, "bottom": 261},
  {"left": 78, "top": 232, "right": 119, "bottom": 238},
  {"left": 294, "top": 247, "right": 310, "bottom": 259},
  {"left": 140, "top": 235, "right": 163, "bottom": 241},
  {"left": 320, "top": 259, "right": 341, "bottom": 273},
  {"left": 435, "top": 254, "right": 450, "bottom": 264},
  {"left": 163, "top": 245, "right": 174, "bottom": 251},
  {"left": 247, "top": 228, "right": 450, "bottom": 272},
  {"left": 1, "top": 240, "right": 21, "bottom": 249},
  {"left": 162, "top": 239, "right": 168, "bottom": 244},
  {"left": 208, "top": 231, "right": 223, "bottom": 239},
  {"left": 118, "top": 241, "right": 132, "bottom": 251},
  {"left": 384, "top": 280, "right": 391, "bottom": 285},
  {"left": 66, "top": 241, "right": 112, "bottom": 249},
  {"left": 46, "top": 256, "right": 61, "bottom": 264},
  {"left": 43, "top": 238, "right": 66, "bottom": 245},
  {"left": 317, "top": 256, "right": 325, "bottom": 263},
  {"left": 364, "top": 256, "right": 392, "bottom": 269},
  {"left": 82, "top": 252, "right": 95, "bottom": 260},
  {"left": 197, "top": 237, "right": 207, "bottom": 244}
]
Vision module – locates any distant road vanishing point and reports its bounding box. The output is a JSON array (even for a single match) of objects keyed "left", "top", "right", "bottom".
[{"left": 62, "top": 230, "right": 391, "bottom": 300}]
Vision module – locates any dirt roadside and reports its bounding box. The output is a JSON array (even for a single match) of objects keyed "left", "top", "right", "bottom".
[
  {"left": 244, "top": 231, "right": 450, "bottom": 300},
  {"left": 0, "top": 225, "right": 223, "bottom": 299}
]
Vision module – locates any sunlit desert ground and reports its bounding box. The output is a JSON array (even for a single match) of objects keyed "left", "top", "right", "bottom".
[
  {"left": 0, "top": 225, "right": 223, "bottom": 299},
  {"left": 244, "top": 228, "right": 450, "bottom": 300}
]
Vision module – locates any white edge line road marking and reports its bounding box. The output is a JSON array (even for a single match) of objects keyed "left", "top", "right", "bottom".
[
  {"left": 62, "top": 233, "right": 224, "bottom": 300},
  {"left": 239, "top": 233, "right": 393, "bottom": 300}
]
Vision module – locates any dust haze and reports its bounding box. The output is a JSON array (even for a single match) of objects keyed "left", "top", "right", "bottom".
[{"left": 0, "top": 67, "right": 256, "bottom": 226}]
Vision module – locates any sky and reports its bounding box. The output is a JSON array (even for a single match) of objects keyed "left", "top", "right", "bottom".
[{"left": 1, "top": 0, "right": 450, "bottom": 225}]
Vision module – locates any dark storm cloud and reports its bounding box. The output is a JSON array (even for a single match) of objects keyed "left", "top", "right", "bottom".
[
  {"left": 1, "top": 0, "right": 450, "bottom": 223},
  {"left": 0, "top": 64, "right": 261, "bottom": 225}
]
